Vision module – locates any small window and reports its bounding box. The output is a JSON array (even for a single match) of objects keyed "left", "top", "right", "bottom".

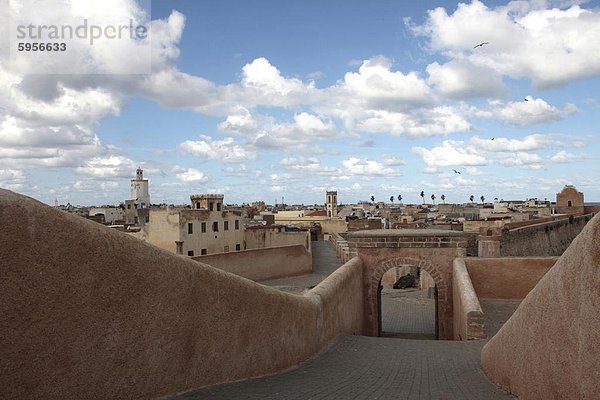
[
  {"left": 212, "top": 221, "right": 219, "bottom": 232},
  {"left": 235, "top": 220, "right": 239, "bottom": 230},
  {"left": 209, "top": 202, "right": 214, "bottom": 211},
  {"left": 188, "top": 223, "right": 193, "bottom": 234},
  {"left": 201, "top": 222, "right": 206, "bottom": 233},
  {"left": 127, "top": 204, "right": 131, "bottom": 209},
  {"left": 187, "top": 250, "right": 194, "bottom": 256},
  {"left": 224, "top": 245, "right": 229, "bottom": 252},
  {"left": 236, "top": 244, "right": 241, "bottom": 251},
  {"left": 217, "top": 203, "right": 222, "bottom": 211},
  {"left": 145, "top": 215, "right": 150, "bottom": 223},
  {"left": 568, "top": 200, "right": 572, "bottom": 207},
  {"left": 201, "top": 248, "right": 207, "bottom": 255},
  {"left": 224, "top": 221, "right": 229, "bottom": 231},
  {"left": 134, "top": 216, "right": 138, "bottom": 224}
]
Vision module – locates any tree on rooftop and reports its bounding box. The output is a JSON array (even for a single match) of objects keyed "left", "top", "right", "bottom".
[
  {"left": 420, "top": 191, "right": 425, "bottom": 204},
  {"left": 441, "top": 194, "right": 446, "bottom": 204},
  {"left": 469, "top": 195, "right": 474, "bottom": 203},
  {"left": 370, "top": 195, "right": 375, "bottom": 203},
  {"left": 390, "top": 196, "right": 394, "bottom": 203},
  {"left": 431, "top": 194, "right": 436, "bottom": 205},
  {"left": 481, "top": 195, "right": 485, "bottom": 204},
  {"left": 397, "top": 194, "right": 402, "bottom": 203}
]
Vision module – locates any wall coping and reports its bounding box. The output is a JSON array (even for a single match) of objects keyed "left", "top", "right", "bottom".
[{"left": 347, "top": 229, "right": 470, "bottom": 238}]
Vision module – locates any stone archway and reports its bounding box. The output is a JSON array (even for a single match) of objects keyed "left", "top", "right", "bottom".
[{"left": 370, "top": 257, "right": 446, "bottom": 339}]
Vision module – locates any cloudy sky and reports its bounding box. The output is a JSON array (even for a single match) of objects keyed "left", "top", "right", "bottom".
[{"left": 1, "top": 0, "right": 599, "bottom": 205}]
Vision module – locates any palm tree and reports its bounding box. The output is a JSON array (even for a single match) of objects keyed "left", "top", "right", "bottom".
[
  {"left": 494, "top": 197, "right": 498, "bottom": 202},
  {"left": 441, "top": 194, "right": 446, "bottom": 204},
  {"left": 480, "top": 195, "right": 485, "bottom": 204},
  {"left": 370, "top": 195, "right": 375, "bottom": 203},
  {"left": 431, "top": 194, "right": 436, "bottom": 205},
  {"left": 397, "top": 194, "right": 402, "bottom": 203},
  {"left": 420, "top": 191, "right": 425, "bottom": 204},
  {"left": 469, "top": 195, "right": 474, "bottom": 203},
  {"left": 389, "top": 196, "right": 394, "bottom": 203}
]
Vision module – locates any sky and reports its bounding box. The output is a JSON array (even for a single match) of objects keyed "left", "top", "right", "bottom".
[{"left": 1, "top": 0, "right": 599, "bottom": 206}]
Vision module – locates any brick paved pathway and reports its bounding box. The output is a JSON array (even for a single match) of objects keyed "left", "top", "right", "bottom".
[
  {"left": 261, "top": 241, "right": 343, "bottom": 290},
  {"left": 172, "top": 336, "right": 513, "bottom": 400},
  {"left": 381, "top": 288, "right": 435, "bottom": 340}
]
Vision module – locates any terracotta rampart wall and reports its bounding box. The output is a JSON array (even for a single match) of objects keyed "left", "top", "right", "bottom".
[
  {"left": 0, "top": 189, "right": 364, "bottom": 400},
  {"left": 499, "top": 214, "right": 594, "bottom": 256},
  {"left": 192, "top": 245, "right": 312, "bottom": 282},
  {"left": 481, "top": 213, "right": 600, "bottom": 399},
  {"left": 452, "top": 258, "right": 484, "bottom": 340},
  {"left": 464, "top": 257, "right": 557, "bottom": 299}
]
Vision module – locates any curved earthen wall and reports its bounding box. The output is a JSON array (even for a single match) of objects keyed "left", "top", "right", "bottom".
[
  {"left": 481, "top": 213, "right": 600, "bottom": 399},
  {"left": 0, "top": 189, "right": 364, "bottom": 399}
]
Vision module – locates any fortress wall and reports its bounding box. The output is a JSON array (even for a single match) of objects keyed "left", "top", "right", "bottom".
[
  {"left": 305, "top": 257, "right": 365, "bottom": 344},
  {"left": 452, "top": 258, "right": 484, "bottom": 340},
  {"left": 464, "top": 257, "right": 556, "bottom": 299},
  {"left": 500, "top": 214, "right": 594, "bottom": 256},
  {"left": 481, "top": 213, "right": 600, "bottom": 399},
  {"left": 0, "top": 190, "right": 364, "bottom": 400},
  {"left": 192, "top": 245, "right": 312, "bottom": 282}
]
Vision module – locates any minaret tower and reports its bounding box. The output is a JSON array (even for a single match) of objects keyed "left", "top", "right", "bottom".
[
  {"left": 326, "top": 190, "right": 337, "bottom": 217},
  {"left": 130, "top": 167, "right": 150, "bottom": 207}
]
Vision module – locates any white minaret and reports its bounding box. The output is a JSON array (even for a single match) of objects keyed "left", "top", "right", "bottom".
[
  {"left": 130, "top": 168, "right": 150, "bottom": 207},
  {"left": 326, "top": 190, "right": 337, "bottom": 217}
]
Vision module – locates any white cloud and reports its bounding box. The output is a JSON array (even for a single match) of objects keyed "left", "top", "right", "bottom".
[
  {"left": 498, "top": 152, "right": 544, "bottom": 169},
  {"left": 0, "top": 169, "right": 26, "bottom": 190},
  {"left": 550, "top": 150, "right": 585, "bottom": 163},
  {"left": 475, "top": 98, "right": 578, "bottom": 126},
  {"left": 175, "top": 168, "right": 209, "bottom": 183},
  {"left": 426, "top": 60, "right": 505, "bottom": 99},
  {"left": 469, "top": 134, "right": 559, "bottom": 152},
  {"left": 178, "top": 135, "right": 255, "bottom": 163},
  {"left": 409, "top": 0, "right": 600, "bottom": 88},
  {"left": 381, "top": 155, "right": 407, "bottom": 166},
  {"left": 280, "top": 157, "right": 338, "bottom": 174},
  {"left": 75, "top": 155, "right": 136, "bottom": 178},
  {"left": 341, "top": 157, "right": 399, "bottom": 176},
  {"left": 412, "top": 140, "right": 488, "bottom": 167}
]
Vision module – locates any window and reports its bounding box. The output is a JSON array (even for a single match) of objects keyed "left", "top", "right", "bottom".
[
  {"left": 187, "top": 250, "right": 194, "bottom": 256},
  {"left": 217, "top": 203, "right": 222, "bottom": 211},
  {"left": 188, "top": 223, "right": 193, "bottom": 234},
  {"left": 568, "top": 200, "right": 572, "bottom": 207},
  {"left": 201, "top": 222, "right": 206, "bottom": 233},
  {"left": 236, "top": 244, "right": 241, "bottom": 251},
  {"left": 127, "top": 204, "right": 131, "bottom": 209},
  {"left": 145, "top": 215, "right": 150, "bottom": 223},
  {"left": 212, "top": 221, "right": 219, "bottom": 232},
  {"left": 235, "top": 220, "right": 239, "bottom": 230},
  {"left": 209, "top": 202, "right": 214, "bottom": 211},
  {"left": 224, "top": 221, "right": 229, "bottom": 231},
  {"left": 224, "top": 245, "right": 229, "bottom": 252},
  {"left": 201, "top": 248, "right": 207, "bottom": 255},
  {"left": 134, "top": 216, "right": 138, "bottom": 224}
]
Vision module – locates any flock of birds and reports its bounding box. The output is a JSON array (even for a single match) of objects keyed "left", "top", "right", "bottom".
[{"left": 448, "top": 41, "right": 531, "bottom": 176}]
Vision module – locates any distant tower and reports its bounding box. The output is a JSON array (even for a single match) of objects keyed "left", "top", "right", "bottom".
[
  {"left": 130, "top": 168, "right": 150, "bottom": 207},
  {"left": 326, "top": 190, "right": 337, "bottom": 217},
  {"left": 190, "top": 194, "right": 224, "bottom": 212}
]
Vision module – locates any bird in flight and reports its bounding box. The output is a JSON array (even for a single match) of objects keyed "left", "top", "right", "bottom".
[
  {"left": 524, "top": 98, "right": 529, "bottom": 102},
  {"left": 491, "top": 137, "right": 495, "bottom": 140},
  {"left": 452, "top": 169, "right": 461, "bottom": 174},
  {"left": 473, "top": 42, "right": 489, "bottom": 48}
]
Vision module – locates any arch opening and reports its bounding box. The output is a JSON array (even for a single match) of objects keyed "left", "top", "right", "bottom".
[
  {"left": 369, "top": 257, "right": 446, "bottom": 340},
  {"left": 378, "top": 267, "right": 438, "bottom": 339}
]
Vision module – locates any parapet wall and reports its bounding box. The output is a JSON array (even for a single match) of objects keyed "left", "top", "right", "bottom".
[
  {"left": 464, "top": 257, "right": 556, "bottom": 299},
  {"left": 191, "top": 245, "right": 312, "bottom": 282},
  {"left": 452, "top": 258, "right": 484, "bottom": 340},
  {"left": 0, "top": 189, "right": 364, "bottom": 400},
  {"left": 499, "top": 213, "right": 594, "bottom": 256}
]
